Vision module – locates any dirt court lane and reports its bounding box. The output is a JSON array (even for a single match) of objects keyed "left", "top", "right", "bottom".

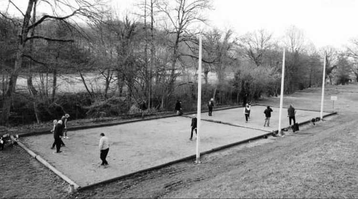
[{"left": 21, "top": 106, "right": 329, "bottom": 187}]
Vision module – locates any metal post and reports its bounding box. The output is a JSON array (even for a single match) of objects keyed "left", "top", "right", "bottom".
[
  {"left": 278, "top": 49, "right": 285, "bottom": 136},
  {"left": 195, "top": 35, "right": 202, "bottom": 164},
  {"left": 320, "top": 54, "right": 326, "bottom": 120}
]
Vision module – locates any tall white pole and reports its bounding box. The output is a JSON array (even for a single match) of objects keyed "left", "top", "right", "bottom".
[
  {"left": 196, "top": 35, "right": 202, "bottom": 163},
  {"left": 320, "top": 54, "right": 326, "bottom": 120},
  {"left": 278, "top": 49, "right": 285, "bottom": 136}
]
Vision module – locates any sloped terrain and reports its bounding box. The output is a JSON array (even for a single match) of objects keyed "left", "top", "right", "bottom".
[{"left": 1, "top": 84, "right": 358, "bottom": 198}]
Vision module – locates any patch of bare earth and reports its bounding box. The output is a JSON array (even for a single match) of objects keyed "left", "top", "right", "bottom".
[
  {"left": 0, "top": 146, "right": 69, "bottom": 198},
  {"left": 1, "top": 84, "right": 358, "bottom": 198}
]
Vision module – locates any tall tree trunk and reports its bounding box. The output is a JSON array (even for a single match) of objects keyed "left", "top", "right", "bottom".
[
  {"left": 149, "top": 0, "right": 155, "bottom": 109},
  {"left": 79, "top": 71, "right": 93, "bottom": 98},
  {"left": 27, "top": 77, "right": 40, "bottom": 123},
  {"left": 52, "top": 68, "right": 57, "bottom": 102},
  {"left": 27, "top": 1, "right": 41, "bottom": 123},
  {"left": 1, "top": 0, "right": 35, "bottom": 125}
]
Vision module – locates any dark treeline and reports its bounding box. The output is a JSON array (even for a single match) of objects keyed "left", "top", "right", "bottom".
[{"left": 0, "top": 0, "right": 356, "bottom": 125}]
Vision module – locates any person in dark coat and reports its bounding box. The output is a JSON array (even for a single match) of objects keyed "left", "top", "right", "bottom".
[
  {"left": 175, "top": 100, "right": 182, "bottom": 115},
  {"left": 208, "top": 98, "right": 214, "bottom": 116},
  {"left": 190, "top": 115, "right": 197, "bottom": 140},
  {"left": 264, "top": 106, "right": 273, "bottom": 127},
  {"left": 287, "top": 104, "right": 296, "bottom": 125},
  {"left": 53, "top": 120, "right": 64, "bottom": 153}
]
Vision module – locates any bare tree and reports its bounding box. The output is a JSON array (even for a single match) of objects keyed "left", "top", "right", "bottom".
[
  {"left": 283, "top": 26, "right": 308, "bottom": 93},
  {"left": 284, "top": 25, "right": 306, "bottom": 53},
  {"left": 154, "top": 0, "right": 212, "bottom": 108},
  {"left": 0, "top": 0, "right": 105, "bottom": 125},
  {"left": 345, "top": 39, "right": 358, "bottom": 82},
  {"left": 239, "top": 29, "right": 274, "bottom": 67},
  {"left": 321, "top": 46, "right": 338, "bottom": 84}
]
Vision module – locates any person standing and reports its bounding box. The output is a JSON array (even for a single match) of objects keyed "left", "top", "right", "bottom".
[
  {"left": 208, "top": 98, "right": 214, "bottom": 116},
  {"left": 140, "top": 99, "right": 147, "bottom": 119},
  {"left": 51, "top": 119, "right": 57, "bottom": 149},
  {"left": 190, "top": 115, "right": 197, "bottom": 140},
  {"left": 53, "top": 120, "right": 64, "bottom": 153},
  {"left": 175, "top": 100, "right": 182, "bottom": 115},
  {"left": 264, "top": 106, "right": 273, "bottom": 127},
  {"left": 287, "top": 104, "right": 296, "bottom": 126},
  {"left": 61, "top": 114, "right": 70, "bottom": 139},
  {"left": 243, "top": 103, "right": 250, "bottom": 123},
  {"left": 99, "top": 133, "right": 110, "bottom": 166},
  {"left": 248, "top": 103, "right": 252, "bottom": 119}
]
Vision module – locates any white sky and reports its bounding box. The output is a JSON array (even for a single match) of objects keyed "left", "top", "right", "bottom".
[
  {"left": 111, "top": 0, "right": 358, "bottom": 50},
  {"left": 2, "top": 0, "right": 358, "bottom": 49}
]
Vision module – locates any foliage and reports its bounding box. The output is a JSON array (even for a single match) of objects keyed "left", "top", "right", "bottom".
[
  {"left": 334, "top": 55, "right": 352, "bottom": 85},
  {"left": 2, "top": 1, "right": 355, "bottom": 125}
]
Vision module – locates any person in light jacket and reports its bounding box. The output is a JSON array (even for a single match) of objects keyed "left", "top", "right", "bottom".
[
  {"left": 243, "top": 103, "right": 250, "bottom": 123},
  {"left": 99, "top": 133, "right": 110, "bottom": 166}
]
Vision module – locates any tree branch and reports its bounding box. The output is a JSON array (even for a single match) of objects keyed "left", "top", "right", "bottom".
[
  {"left": 25, "top": 35, "right": 74, "bottom": 43},
  {"left": 27, "top": 9, "right": 79, "bottom": 31},
  {"left": 22, "top": 54, "right": 47, "bottom": 66},
  {"left": 9, "top": 0, "right": 25, "bottom": 17}
]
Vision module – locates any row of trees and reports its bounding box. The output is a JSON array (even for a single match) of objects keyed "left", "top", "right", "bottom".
[{"left": 0, "top": 0, "right": 356, "bottom": 125}]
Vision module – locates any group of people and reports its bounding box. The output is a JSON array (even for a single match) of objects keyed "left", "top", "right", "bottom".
[
  {"left": 50, "top": 114, "right": 70, "bottom": 153},
  {"left": 176, "top": 98, "right": 215, "bottom": 117},
  {"left": 50, "top": 113, "right": 110, "bottom": 166},
  {"left": 177, "top": 97, "right": 297, "bottom": 140},
  {"left": 261, "top": 104, "right": 297, "bottom": 127}
]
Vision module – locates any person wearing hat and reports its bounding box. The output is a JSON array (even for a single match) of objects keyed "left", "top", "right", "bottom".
[{"left": 99, "top": 133, "right": 110, "bottom": 166}]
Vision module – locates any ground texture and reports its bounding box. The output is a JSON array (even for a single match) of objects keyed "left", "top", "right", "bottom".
[{"left": 1, "top": 84, "right": 358, "bottom": 198}]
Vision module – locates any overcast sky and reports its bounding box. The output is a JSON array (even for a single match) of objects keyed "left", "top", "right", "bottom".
[
  {"left": 111, "top": 0, "right": 358, "bottom": 50},
  {"left": 2, "top": 0, "right": 358, "bottom": 49}
]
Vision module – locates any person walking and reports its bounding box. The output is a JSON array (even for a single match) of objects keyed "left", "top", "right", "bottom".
[
  {"left": 51, "top": 119, "right": 58, "bottom": 149},
  {"left": 61, "top": 114, "right": 70, "bottom": 139},
  {"left": 243, "top": 103, "right": 250, "bottom": 123},
  {"left": 190, "top": 115, "right": 197, "bottom": 140},
  {"left": 287, "top": 104, "right": 296, "bottom": 126},
  {"left": 208, "top": 98, "right": 214, "bottom": 116},
  {"left": 99, "top": 133, "right": 110, "bottom": 166},
  {"left": 264, "top": 106, "right": 273, "bottom": 127},
  {"left": 53, "top": 120, "right": 64, "bottom": 153}
]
